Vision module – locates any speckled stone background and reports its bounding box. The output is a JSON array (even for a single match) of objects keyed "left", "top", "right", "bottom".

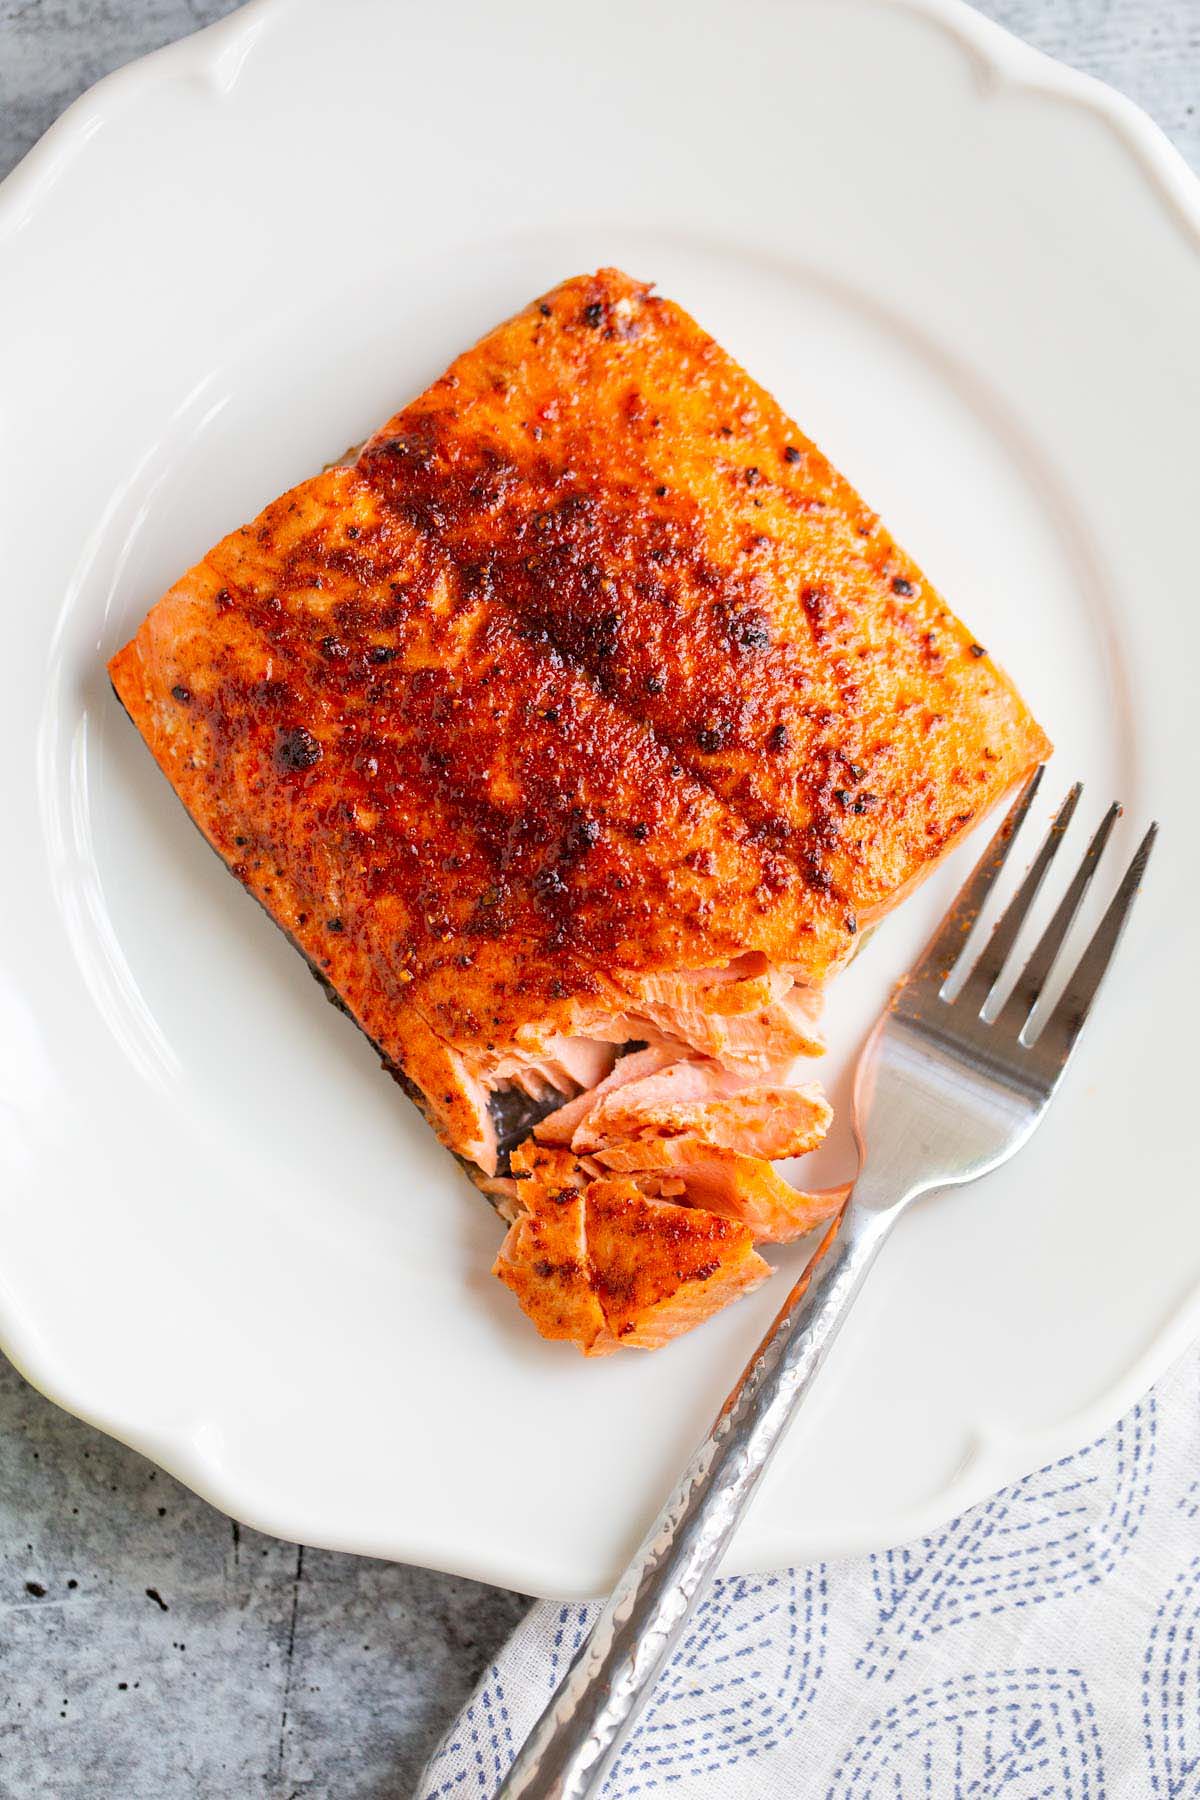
[{"left": 0, "top": 2, "right": 1196, "bottom": 1795}]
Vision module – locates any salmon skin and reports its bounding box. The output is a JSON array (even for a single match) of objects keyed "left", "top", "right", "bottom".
[{"left": 109, "top": 269, "right": 1050, "bottom": 1354}]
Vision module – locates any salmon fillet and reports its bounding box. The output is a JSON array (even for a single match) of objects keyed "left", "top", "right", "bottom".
[
  {"left": 108, "top": 268, "right": 1050, "bottom": 1354},
  {"left": 493, "top": 1147, "right": 772, "bottom": 1355}
]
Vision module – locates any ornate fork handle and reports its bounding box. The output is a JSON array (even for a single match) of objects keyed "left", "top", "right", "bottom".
[
  {"left": 496, "top": 1188, "right": 899, "bottom": 1800},
  {"left": 494, "top": 772, "right": 1156, "bottom": 1799}
]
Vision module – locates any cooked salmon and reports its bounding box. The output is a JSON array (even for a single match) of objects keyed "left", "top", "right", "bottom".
[
  {"left": 108, "top": 268, "right": 1050, "bottom": 1354},
  {"left": 493, "top": 1147, "right": 772, "bottom": 1354}
]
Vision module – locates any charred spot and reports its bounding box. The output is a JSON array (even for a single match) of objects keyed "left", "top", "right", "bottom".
[
  {"left": 631, "top": 822, "right": 650, "bottom": 842},
  {"left": 214, "top": 587, "right": 233, "bottom": 612},
  {"left": 566, "top": 816, "right": 601, "bottom": 854},
  {"left": 274, "top": 725, "right": 322, "bottom": 773},
  {"left": 802, "top": 585, "right": 830, "bottom": 626},
  {"left": 594, "top": 610, "right": 620, "bottom": 657},
  {"left": 805, "top": 860, "right": 833, "bottom": 894},
  {"left": 533, "top": 865, "right": 568, "bottom": 902},
  {"left": 544, "top": 707, "right": 560, "bottom": 724},
  {"left": 582, "top": 301, "right": 605, "bottom": 328},
  {"left": 767, "top": 723, "right": 790, "bottom": 753},
  {"left": 697, "top": 723, "right": 728, "bottom": 754},
  {"left": 326, "top": 917, "right": 344, "bottom": 933},
  {"left": 729, "top": 609, "right": 771, "bottom": 653},
  {"left": 170, "top": 684, "right": 192, "bottom": 705},
  {"left": 891, "top": 577, "right": 915, "bottom": 596}
]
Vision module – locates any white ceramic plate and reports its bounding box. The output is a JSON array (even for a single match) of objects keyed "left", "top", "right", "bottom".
[{"left": 2, "top": 0, "right": 1198, "bottom": 1599}]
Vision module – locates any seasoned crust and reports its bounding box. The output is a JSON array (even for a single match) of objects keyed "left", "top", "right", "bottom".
[{"left": 109, "top": 267, "right": 1049, "bottom": 1178}]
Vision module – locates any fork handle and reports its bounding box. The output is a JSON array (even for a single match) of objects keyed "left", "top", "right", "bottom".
[{"left": 494, "top": 1193, "right": 897, "bottom": 1800}]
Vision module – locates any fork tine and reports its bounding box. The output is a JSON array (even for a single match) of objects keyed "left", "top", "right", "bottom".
[
  {"left": 905, "top": 765, "right": 1044, "bottom": 997},
  {"left": 995, "top": 801, "right": 1121, "bottom": 1035},
  {"left": 958, "top": 782, "right": 1082, "bottom": 1012},
  {"left": 1030, "top": 822, "right": 1157, "bottom": 1057}
]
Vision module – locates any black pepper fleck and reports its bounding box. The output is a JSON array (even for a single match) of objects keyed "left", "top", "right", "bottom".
[
  {"left": 631, "top": 822, "right": 649, "bottom": 841},
  {"left": 767, "top": 723, "right": 790, "bottom": 753},
  {"left": 891, "top": 577, "right": 915, "bottom": 596},
  {"left": 367, "top": 645, "right": 398, "bottom": 664},
  {"left": 745, "top": 467, "right": 760, "bottom": 487},
  {"left": 274, "top": 725, "right": 322, "bottom": 773},
  {"left": 969, "top": 643, "right": 987, "bottom": 657},
  {"left": 320, "top": 636, "right": 349, "bottom": 660},
  {"left": 25, "top": 1582, "right": 45, "bottom": 1599},
  {"left": 697, "top": 724, "right": 727, "bottom": 753},
  {"left": 583, "top": 302, "right": 604, "bottom": 327},
  {"left": 645, "top": 674, "right": 665, "bottom": 695},
  {"left": 539, "top": 302, "right": 552, "bottom": 317},
  {"left": 170, "top": 684, "right": 191, "bottom": 705},
  {"left": 729, "top": 611, "right": 771, "bottom": 653},
  {"left": 783, "top": 445, "right": 802, "bottom": 464},
  {"left": 326, "top": 917, "right": 344, "bottom": 934}
]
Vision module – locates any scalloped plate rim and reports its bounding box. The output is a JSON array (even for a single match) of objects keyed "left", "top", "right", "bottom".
[{"left": 2, "top": 0, "right": 1198, "bottom": 1597}]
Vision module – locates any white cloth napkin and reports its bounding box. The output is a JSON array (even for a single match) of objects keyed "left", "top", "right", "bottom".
[{"left": 419, "top": 1342, "right": 1199, "bottom": 1797}]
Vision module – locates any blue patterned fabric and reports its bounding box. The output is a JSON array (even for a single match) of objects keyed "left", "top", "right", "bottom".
[{"left": 420, "top": 1348, "right": 1200, "bottom": 1798}]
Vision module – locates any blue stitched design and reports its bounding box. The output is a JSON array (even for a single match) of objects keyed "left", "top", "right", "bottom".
[
  {"left": 859, "top": 1399, "right": 1155, "bottom": 1680},
  {"left": 827, "top": 1666, "right": 1106, "bottom": 1799},
  {"left": 420, "top": 1667, "right": 510, "bottom": 1797},
  {"left": 1142, "top": 1553, "right": 1200, "bottom": 1798},
  {"left": 604, "top": 1567, "right": 827, "bottom": 1794}
]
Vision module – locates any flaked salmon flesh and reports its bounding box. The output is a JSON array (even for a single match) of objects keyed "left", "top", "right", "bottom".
[{"left": 108, "top": 268, "right": 1050, "bottom": 1355}]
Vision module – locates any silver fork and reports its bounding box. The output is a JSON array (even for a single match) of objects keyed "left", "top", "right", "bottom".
[{"left": 495, "top": 769, "right": 1156, "bottom": 1800}]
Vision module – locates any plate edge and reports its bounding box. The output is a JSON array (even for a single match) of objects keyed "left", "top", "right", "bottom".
[{"left": 1, "top": 0, "right": 1198, "bottom": 1591}]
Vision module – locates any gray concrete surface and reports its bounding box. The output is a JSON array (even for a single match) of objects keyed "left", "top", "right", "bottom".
[{"left": 0, "top": 2, "right": 1196, "bottom": 1795}]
